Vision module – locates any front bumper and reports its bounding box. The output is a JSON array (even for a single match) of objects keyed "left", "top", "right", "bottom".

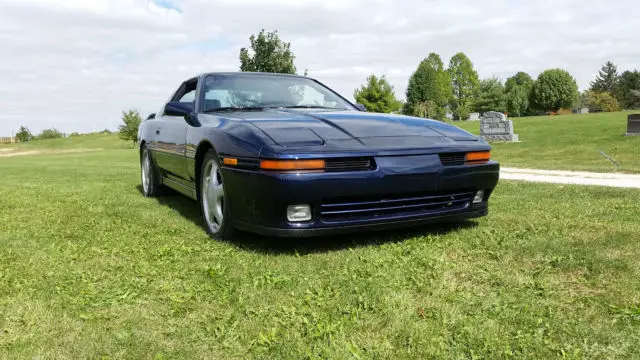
[
  {"left": 222, "top": 156, "right": 500, "bottom": 238},
  {"left": 235, "top": 207, "right": 488, "bottom": 237}
]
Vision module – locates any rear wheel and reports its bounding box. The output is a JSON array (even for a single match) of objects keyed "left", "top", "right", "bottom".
[
  {"left": 141, "top": 145, "right": 162, "bottom": 197},
  {"left": 199, "top": 150, "right": 234, "bottom": 240}
]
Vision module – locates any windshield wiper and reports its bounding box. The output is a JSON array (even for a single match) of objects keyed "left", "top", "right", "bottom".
[
  {"left": 282, "top": 105, "right": 342, "bottom": 109},
  {"left": 204, "top": 106, "right": 270, "bottom": 112},
  {"left": 204, "top": 105, "right": 344, "bottom": 113}
]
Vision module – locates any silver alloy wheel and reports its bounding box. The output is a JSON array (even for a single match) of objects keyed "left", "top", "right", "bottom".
[
  {"left": 142, "top": 149, "right": 151, "bottom": 194},
  {"left": 202, "top": 159, "right": 224, "bottom": 233}
]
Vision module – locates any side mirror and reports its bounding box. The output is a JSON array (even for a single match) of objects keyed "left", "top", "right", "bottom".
[
  {"left": 355, "top": 103, "right": 367, "bottom": 112},
  {"left": 146, "top": 113, "right": 156, "bottom": 120},
  {"left": 164, "top": 102, "right": 193, "bottom": 117}
]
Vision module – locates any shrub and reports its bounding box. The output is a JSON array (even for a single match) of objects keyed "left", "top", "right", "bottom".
[
  {"left": 585, "top": 91, "right": 621, "bottom": 112},
  {"left": 16, "top": 126, "right": 32, "bottom": 142},
  {"left": 37, "top": 128, "right": 63, "bottom": 140},
  {"left": 118, "top": 110, "right": 142, "bottom": 146}
]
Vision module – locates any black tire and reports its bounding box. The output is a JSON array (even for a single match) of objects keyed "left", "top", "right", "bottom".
[
  {"left": 140, "top": 145, "right": 163, "bottom": 197},
  {"left": 199, "top": 149, "right": 234, "bottom": 240}
]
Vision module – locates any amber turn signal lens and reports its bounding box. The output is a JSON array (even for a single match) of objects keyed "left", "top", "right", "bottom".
[
  {"left": 260, "top": 159, "right": 325, "bottom": 171},
  {"left": 223, "top": 158, "right": 238, "bottom": 166},
  {"left": 465, "top": 151, "right": 491, "bottom": 164}
]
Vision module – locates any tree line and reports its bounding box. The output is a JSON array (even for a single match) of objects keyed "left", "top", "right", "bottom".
[
  {"left": 15, "top": 127, "right": 66, "bottom": 142},
  {"left": 14, "top": 126, "right": 113, "bottom": 142},
  {"left": 362, "top": 59, "right": 639, "bottom": 120},
  {"left": 238, "top": 29, "right": 640, "bottom": 120}
]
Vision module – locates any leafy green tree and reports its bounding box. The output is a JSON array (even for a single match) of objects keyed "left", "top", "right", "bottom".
[
  {"left": 505, "top": 72, "right": 534, "bottom": 117},
  {"left": 239, "top": 29, "right": 296, "bottom": 74},
  {"left": 448, "top": 52, "right": 479, "bottom": 120},
  {"left": 353, "top": 75, "right": 402, "bottom": 113},
  {"left": 590, "top": 61, "right": 618, "bottom": 93},
  {"left": 530, "top": 69, "right": 579, "bottom": 112},
  {"left": 584, "top": 90, "right": 621, "bottom": 112},
  {"left": 412, "top": 101, "right": 439, "bottom": 119},
  {"left": 404, "top": 53, "right": 451, "bottom": 120},
  {"left": 425, "top": 53, "right": 446, "bottom": 72},
  {"left": 474, "top": 78, "right": 507, "bottom": 113},
  {"left": 37, "top": 128, "right": 63, "bottom": 139},
  {"left": 426, "top": 53, "right": 453, "bottom": 111},
  {"left": 118, "top": 109, "right": 142, "bottom": 147},
  {"left": 614, "top": 70, "right": 640, "bottom": 109},
  {"left": 15, "top": 126, "right": 32, "bottom": 142}
]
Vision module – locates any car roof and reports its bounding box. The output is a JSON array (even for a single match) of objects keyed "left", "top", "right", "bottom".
[{"left": 197, "top": 71, "right": 308, "bottom": 79}]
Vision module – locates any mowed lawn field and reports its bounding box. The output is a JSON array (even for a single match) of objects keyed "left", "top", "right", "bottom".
[
  {"left": 1, "top": 123, "right": 640, "bottom": 359},
  {"left": 455, "top": 111, "right": 640, "bottom": 173}
]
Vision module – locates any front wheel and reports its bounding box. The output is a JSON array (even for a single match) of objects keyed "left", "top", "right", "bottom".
[
  {"left": 141, "top": 145, "right": 163, "bottom": 197},
  {"left": 199, "top": 150, "right": 234, "bottom": 240}
]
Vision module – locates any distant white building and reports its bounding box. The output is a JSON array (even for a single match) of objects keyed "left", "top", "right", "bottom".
[{"left": 0, "top": 136, "right": 17, "bottom": 143}]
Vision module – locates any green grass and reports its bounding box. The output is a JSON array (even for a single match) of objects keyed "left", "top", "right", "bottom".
[
  {"left": 0, "top": 133, "right": 130, "bottom": 152},
  {"left": 455, "top": 111, "right": 640, "bottom": 173},
  {"left": 1, "top": 144, "right": 640, "bottom": 359}
]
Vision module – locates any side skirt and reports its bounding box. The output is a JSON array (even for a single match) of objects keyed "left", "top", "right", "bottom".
[{"left": 162, "top": 176, "right": 197, "bottom": 200}]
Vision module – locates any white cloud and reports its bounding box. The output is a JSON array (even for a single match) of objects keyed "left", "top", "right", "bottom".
[{"left": 0, "top": 0, "right": 637, "bottom": 135}]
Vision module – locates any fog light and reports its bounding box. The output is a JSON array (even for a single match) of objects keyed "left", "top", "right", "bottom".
[
  {"left": 287, "top": 204, "right": 312, "bottom": 222},
  {"left": 473, "top": 190, "right": 485, "bottom": 204}
]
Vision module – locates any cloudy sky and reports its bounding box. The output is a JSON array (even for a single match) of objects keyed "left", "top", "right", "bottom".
[{"left": 1, "top": 0, "right": 637, "bottom": 135}]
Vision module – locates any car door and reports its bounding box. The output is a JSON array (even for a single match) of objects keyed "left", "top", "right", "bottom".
[{"left": 154, "top": 78, "right": 197, "bottom": 186}]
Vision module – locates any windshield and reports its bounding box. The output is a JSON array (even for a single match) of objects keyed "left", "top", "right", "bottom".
[{"left": 201, "top": 74, "right": 356, "bottom": 112}]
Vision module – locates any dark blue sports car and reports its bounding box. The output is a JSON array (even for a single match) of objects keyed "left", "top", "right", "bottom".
[{"left": 138, "top": 72, "right": 499, "bottom": 239}]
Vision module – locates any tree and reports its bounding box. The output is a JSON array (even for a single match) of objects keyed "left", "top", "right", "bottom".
[
  {"left": 426, "top": 53, "right": 453, "bottom": 112},
  {"left": 474, "top": 78, "right": 507, "bottom": 113},
  {"left": 404, "top": 53, "right": 451, "bottom": 120},
  {"left": 505, "top": 72, "right": 534, "bottom": 117},
  {"left": 448, "top": 52, "right": 479, "bottom": 120},
  {"left": 15, "top": 126, "right": 32, "bottom": 142},
  {"left": 119, "top": 109, "right": 142, "bottom": 146},
  {"left": 530, "top": 69, "right": 579, "bottom": 112},
  {"left": 412, "top": 101, "right": 439, "bottom": 119},
  {"left": 239, "top": 29, "right": 296, "bottom": 74},
  {"left": 353, "top": 75, "right": 402, "bottom": 113},
  {"left": 590, "top": 61, "right": 618, "bottom": 93},
  {"left": 615, "top": 70, "right": 640, "bottom": 109},
  {"left": 37, "top": 128, "right": 63, "bottom": 139},
  {"left": 584, "top": 90, "right": 621, "bottom": 112}
]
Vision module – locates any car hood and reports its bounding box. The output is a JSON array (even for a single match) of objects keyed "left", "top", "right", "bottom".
[{"left": 226, "top": 109, "right": 484, "bottom": 152}]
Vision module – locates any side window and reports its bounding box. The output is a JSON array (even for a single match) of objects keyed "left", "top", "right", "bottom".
[
  {"left": 179, "top": 90, "right": 195, "bottom": 103},
  {"left": 170, "top": 79, "right": 198, "bottom": 103},
  {"left": 165, "top": 78, "right": 198, "bottom": 116}
]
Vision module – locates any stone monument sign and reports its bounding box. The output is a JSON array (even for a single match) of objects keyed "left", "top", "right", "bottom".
[
  {"left": 627, "top": 114, "right": 640, "bottom": 136},
  {"left": 480, "top": 111, "right": 519, "bottom": 142}
]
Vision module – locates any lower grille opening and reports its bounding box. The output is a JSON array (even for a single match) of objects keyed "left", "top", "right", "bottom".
[
  {"left": 324, "top": 157, "right": 375, "bottom": 172},
  {"left": 439, "top": 153, "right": 466, "bottom": 166},
  {"left": 320, "top": 191, "right": 474, "bottom": 222}
]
